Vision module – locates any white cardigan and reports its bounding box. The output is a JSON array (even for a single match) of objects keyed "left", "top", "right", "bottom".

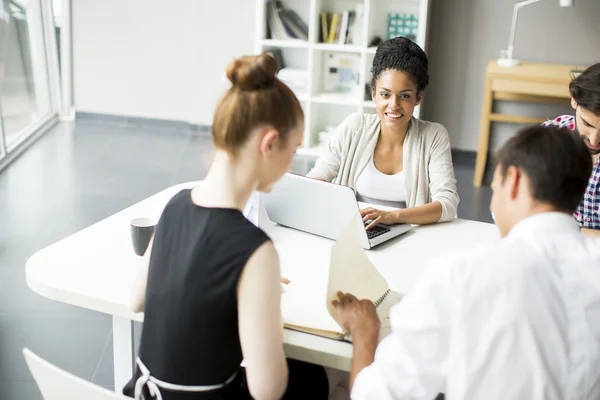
[{"left": 307, "top": 113, "right": 459, "bottom": 222}]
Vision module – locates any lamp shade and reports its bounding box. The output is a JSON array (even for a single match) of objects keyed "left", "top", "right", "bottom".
[{"left": 559, "top": 0, "right": 574, "bottom": 6}]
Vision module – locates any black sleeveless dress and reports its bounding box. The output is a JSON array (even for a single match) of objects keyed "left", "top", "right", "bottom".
[{"left": 123, "top": 189, "right": 328, "bottom": 399}]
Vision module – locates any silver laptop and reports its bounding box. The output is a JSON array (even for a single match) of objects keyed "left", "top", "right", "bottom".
[{"left": 261, "top": 173, "right": 412, "bottom": 249}]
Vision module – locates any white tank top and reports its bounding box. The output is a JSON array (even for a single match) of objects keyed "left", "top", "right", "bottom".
[{"left": 355, "top": 156, "right": 406, "bottom": 206}]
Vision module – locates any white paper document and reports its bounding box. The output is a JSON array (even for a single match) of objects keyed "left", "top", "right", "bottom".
[{"left": 277, "top": 214, "right": 402, "bottom": 341}]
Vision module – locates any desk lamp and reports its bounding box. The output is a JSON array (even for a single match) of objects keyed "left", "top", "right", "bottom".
[{"left": 498, "top": 0, "right": 574, "bottom": 67}]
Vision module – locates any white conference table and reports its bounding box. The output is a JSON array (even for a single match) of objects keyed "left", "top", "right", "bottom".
[{"left": 26, "top": 182, "right": 499, "bottom": 392}]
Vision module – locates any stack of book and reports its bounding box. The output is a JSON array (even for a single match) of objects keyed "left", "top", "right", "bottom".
[
  {"left": 267, "top": 1, "right": 309, "bottom": 41},
  {"left": 320, "top": 3, "right": 364, "bottom": 45}
]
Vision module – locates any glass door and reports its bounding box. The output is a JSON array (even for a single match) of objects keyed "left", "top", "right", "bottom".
[
  {"left": 0, "top": 0, "right": 60, "bottom": 159},
  {"left": 0, "top": 0, "right": 9, "bottom": 162},
  {"left": 0, "top": 103, "right": 5, "bottom": 162}
]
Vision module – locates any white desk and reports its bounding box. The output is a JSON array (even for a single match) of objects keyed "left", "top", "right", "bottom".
[{"left": 26, "top": 182, "right": 499, "bottom": 392}]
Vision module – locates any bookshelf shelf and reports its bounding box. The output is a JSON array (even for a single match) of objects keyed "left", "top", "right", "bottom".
[
  {"left": 313, "top": 43, "right": 363, "bottom": 53},
  {"left": 311, "top": 92, "right": 360, "bottom": 106},
  {"left": 256, "top": 0, "right": 432, "bottom": 156},
  {"left": 260, "top": 39, "right": 309, "bottom": 49}
]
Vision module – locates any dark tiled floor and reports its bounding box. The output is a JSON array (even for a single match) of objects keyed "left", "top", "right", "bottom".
[{"left": 0, "top": 119, "right": 492, "bottom": 398}]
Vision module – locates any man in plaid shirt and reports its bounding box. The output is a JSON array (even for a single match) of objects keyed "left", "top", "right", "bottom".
[{"left": 544, "top": 63, "right": 600, "bottom": 236}]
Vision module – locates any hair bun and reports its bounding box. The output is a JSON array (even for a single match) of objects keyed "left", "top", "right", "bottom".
[{"left": 226, "top": 53, "right": 278, "bottom": 91}]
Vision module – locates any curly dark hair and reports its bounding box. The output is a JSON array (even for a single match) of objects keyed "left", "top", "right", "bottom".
[
  {"left": 570, "top": 63, "right": 600, "bottom": 115},
  {"left": 370, "top": 37, "right": 429, "bottom": 95}
]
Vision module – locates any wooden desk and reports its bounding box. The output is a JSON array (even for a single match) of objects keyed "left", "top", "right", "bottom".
[
  {"left": 473, "top": 60, "right": 579, "bottom": 187},
  {"left": 25, "top": 182, "right": 499, "bottom": 391}
]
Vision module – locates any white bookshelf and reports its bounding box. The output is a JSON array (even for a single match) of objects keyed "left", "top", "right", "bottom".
[
  {"left": 255, "top": 0, "right": 432, "bottom": 156},
  {"left": 260, "top": 39, "right": 310, "bottom": 49}
]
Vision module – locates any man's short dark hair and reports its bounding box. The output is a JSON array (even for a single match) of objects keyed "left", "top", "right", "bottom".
[
  {"left": 495, "top": 125, "right": 592, "bottom": 213},
  {"left": 370, "top": 37, "right": 429, "bottom": 94},
  {"left": 570, "top": 63, "right": 600, "bottom": 115}
]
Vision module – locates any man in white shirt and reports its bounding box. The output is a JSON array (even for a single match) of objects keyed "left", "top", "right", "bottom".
[{"left": 333, "top": 124, "right": 600, "bottom": 399}]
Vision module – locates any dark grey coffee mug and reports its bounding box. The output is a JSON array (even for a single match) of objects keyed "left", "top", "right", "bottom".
[{"left": 130, "top": 217, "right": 155, "bottom": 256}]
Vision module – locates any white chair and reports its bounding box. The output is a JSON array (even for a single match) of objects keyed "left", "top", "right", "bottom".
[
  {"left": 25, "top": 347, "right": 350, "bottom": 400},
  {"left": 23, "top": 348, "right": 131, "bottom": 400}
]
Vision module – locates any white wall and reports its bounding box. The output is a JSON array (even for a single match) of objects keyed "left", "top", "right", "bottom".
[
  {"left": 73, "top": 0, "right": 600, "bottom": 148},
  {"left": 72, "top": 0, "right": 255, "bottom": 125},
  {"left": 422, "top": 0, "right": 600, "bottom": 152}
]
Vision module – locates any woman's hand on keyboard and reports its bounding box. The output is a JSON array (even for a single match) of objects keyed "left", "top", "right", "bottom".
[{"left": 361, "top": 207, "right": 397, "bottom": 230}]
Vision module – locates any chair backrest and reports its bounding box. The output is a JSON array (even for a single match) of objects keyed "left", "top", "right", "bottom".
[{"left": 23, "top": 348, "right": 131, "bottom": 400}]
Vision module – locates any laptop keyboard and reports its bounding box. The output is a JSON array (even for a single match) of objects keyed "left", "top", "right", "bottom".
[{"left": 366, "top": 224, "right": 391, "bottom": 240}]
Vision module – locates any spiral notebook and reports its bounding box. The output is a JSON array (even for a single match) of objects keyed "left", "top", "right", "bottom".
[{"left": 278, "top": 214, "right": 403, "bottom": 341}]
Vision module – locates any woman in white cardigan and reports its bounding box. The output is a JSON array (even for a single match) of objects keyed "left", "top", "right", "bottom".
[{"left": 308, "top": 37, "right": 459, "bottom": 228}]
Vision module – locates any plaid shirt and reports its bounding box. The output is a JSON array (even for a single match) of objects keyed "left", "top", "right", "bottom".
[{"left": 544, "top": 115, "right": 600, "bottom": 229}]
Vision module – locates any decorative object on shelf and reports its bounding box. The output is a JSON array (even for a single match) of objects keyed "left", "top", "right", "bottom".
[
  {"left": 267, "top": 1, "right": 308, "bottom": 41},
  {"left": 323, "top": 52, "right": 361, "bottom": 95},
  {"left": 387, "top": 13, "right": 418, "bottom": 41},
  {"left": 319, "top": 3, "right": 364, "bottom": 45},
  {"left": 497, "top": 0, "right": 574, "bottom": 68}
]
